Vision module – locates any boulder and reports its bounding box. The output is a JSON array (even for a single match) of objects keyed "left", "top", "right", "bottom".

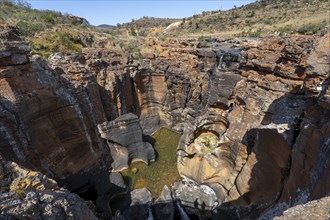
[
  {"left": 0, "top": 24, "right": 29, "bottom": 65},
  {"left": 98, "top": 113, "right": 143, "bottom": 146},
  {"left": 173, "top": 177, "right": 218, "bottom": 219},
  {"left": 0, "top": 160, "right": 97, "bottom": 220},
  {"left": 153, "top": 185, "right": 174, "bottom": 220},
  {"left": 127, "top": 142, "right": 155, "bottom": 164},
  {"left": 129, "top": 188, "right": 153, "bottom": 220},
  {"left": 108, "top": 142, "right": 129, "bottom": 172},
  {"left": 98, "top": 113, "right": 156, "bottom": 169}
]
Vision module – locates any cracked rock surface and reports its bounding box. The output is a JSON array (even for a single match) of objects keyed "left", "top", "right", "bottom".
[{"left": 0, "top": 21, "right": 329, "bottom": 219}]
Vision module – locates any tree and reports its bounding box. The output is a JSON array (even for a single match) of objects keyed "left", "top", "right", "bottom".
[
  {"left": 14, "top": 0, "right": 31, "bottom": 8},
  {"left": 130, "top": 26, "right": 137, "bottom": 36}
]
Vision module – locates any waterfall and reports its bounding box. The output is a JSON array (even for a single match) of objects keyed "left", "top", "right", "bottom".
[
  {"left": 216, "top": 49, "right": 241, "bottom": 72},
  {"left": 176, "top": 201, "right": 190, "bottom": 220},
  {"left": 218, "top": 53, "right": 224, "bottom": 70},
  {"left": 147, "top": 205, "right": 154, "bottom": 220}
]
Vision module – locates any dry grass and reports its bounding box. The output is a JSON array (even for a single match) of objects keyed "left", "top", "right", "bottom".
[{"left": 109, "top": 0, "right": 329, "bottom": 38}]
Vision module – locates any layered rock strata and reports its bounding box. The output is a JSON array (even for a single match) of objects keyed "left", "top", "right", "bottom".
[
  {"left": 1, "top": 21, "right": 329, "bottom": 219},
  {"left": 129, "top": 188, "right": 153, "bottom": 220},
  {"left": 0, "top": 159, "right": 97, "bottom": 219},
  {"left": 98, "top": 113, "right": 155, "bottom": 171},
  {"left": 273, "top": 196, "right": 330, "bottom": 220},
  {"left": 177, "top": 31, "right": 330, "bottom": 218},
  {"left": 0, "top": 24, "right": 122, "bottom": 218}
]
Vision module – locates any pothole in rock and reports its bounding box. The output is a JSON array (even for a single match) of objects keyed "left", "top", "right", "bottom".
[
  {"left": 189, "top": 132, "right": 219, "bottom": 154},
  {"left": 120, "top": 127, "right": 181, "bottom": 198}
]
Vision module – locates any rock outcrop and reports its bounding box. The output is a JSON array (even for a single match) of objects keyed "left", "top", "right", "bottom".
[
  {"left": 174, "top": 31, "right": 330, "bottom": 217},
  {"left": 0, "top": 23, "right": 29, "bottom": 65},
  {"left": 0, "top": 24, "right": 122, "bottom": 218},
  {"left": 273, "top": 196, "right": 330, "bottom": 220},
  {"left": 153, "top": 185, "right": 175, "bottom": 220},
  {"left": 98, "top": 113, "right": 155, "bottom": 171},
  {"left": 1, "top": 20, "right": 329, "bottom": 219},
  {"left": 129, "top": 188, "right": 153, "bottom": 220},
  {"left": 0, "top": 159, "right": 97, "bottom": 219},
  {"left": 173, "top": 177, "right": 218, "bottom": 219}
]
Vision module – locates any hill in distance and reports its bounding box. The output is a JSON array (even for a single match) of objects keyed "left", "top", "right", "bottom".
[
  {"left": 97, "top": 24, "right": 114, "bottom": 28},
  {"left": 1, "top": 0, "right": 329, "bottom": 57}
]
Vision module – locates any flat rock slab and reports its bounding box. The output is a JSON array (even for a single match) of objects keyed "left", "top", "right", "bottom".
[{"left": 98, "top": 113, "right": 143, "bottom": 146}]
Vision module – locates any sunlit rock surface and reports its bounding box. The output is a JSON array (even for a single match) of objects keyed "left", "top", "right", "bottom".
[
  {"left": 0, "top": 20, "right": 329, "bottom": 219},
  {"left": 98, "top": 113, "right": 155, "bottom": 170},
  {"left": 0, "top": 159, "right": 97, "bottom": 219}
]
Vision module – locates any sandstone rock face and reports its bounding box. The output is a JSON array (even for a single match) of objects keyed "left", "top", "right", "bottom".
[
  {"left": 0, "top": 24, "right": 108, "bottom": 180},
  {"left": 78, "top": 39, "right": 222, "bottom": 134},
  {"left": 273, "top": 196, "right": 330, "bottom": 220},
  {"left": 176, "top": 29, "right": 330, "bottom": 218},
  {"left": 0, "top": 24, "right": 29, "bottom": 65},
  {"left": 1, "top": 20, "right": 329, "bottom": 219},
  {"left": 98, "top": 113, "right": 155, "bottom": 171},
  {"left": 0, "top": 24, "right": 117, "bottom": 218},
  {"left": 0, "top": 159, "right": 97, "bottom": 220},
  {"left": 129, "top": 188, "right": 153, "bottom": 220},
  {"left": 153, "top": 185, "right": 175, "bottom": 220}
]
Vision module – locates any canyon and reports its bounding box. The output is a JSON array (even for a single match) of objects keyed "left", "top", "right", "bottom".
[{"left": 0, "top": 21, "right": 329, "bottom": 220}]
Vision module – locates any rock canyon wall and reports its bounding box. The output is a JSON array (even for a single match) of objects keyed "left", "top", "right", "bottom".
[{"left": 0, "top": 23, "right": 329, "bottom": 219}]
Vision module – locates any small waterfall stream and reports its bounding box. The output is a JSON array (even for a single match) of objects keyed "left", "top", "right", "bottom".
[{"left": 176, "top": 201, "right": 190, "bottom": 220}]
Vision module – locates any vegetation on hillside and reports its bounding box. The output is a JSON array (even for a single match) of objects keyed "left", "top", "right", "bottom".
[
  {"left": 0, "top": 0, "right": 83, "bottom": 37},
  {"left": 1, "top": 0, "right": 328, "bottom": 58},
  {"left": 109, "top": 0, "right": 329, "bottom": 38},
  {"left": 31, "top": 29, "right": 83, "bottom": 57},
  {"left": 166, "top": 0, "right": 329, "bottom": 37},
  {"left": 0, "top": 0, "right": 116, "bottom": 57}
]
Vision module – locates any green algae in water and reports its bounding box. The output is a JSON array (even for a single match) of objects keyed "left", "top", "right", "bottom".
[{"left": 120, "top": 127, "right": 181, "bottom": 198}]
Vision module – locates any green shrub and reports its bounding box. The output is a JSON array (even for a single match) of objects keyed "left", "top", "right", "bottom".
[
  {"left": 248, "top": 29, "right": 262, "bottom": 37},
  {"left": 133, "top": 51, "right": 143, "bottom": 60},
  {"left": 197, "top": 36, "right": 210, "bottom": 48},
  {"left": 232, "top": 13, "right": 240, "bottom": 19},
  {"left": 43, "top": 13, "right": 56, "bottom": 24},
  {"left": 247, "top": 10, "right": 255, "bottom": 18},
  {"left": 297, "top": 23, "right": 321, "bottom": 34},
  {"left": 16, "top": 20, "right": 44, "bottom": 36},
  {"left": 31, "top": 30, "right": 83, "bottom": 57},
  {"left": 263, "top": 18, "right": 273, "bottom": 25},
  {"left": 202, "top": 136, "right": 212, "bottom": 149},
  {"left": 130, "top": 26, "right": 137, "bottom": 36}
]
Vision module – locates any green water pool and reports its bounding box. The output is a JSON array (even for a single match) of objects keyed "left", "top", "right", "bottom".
[{"left": 120, "top": 127, "right": 181, "bottom": 198}]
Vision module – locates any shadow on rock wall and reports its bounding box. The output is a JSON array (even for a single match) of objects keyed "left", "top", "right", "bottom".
[{"left": 212, "top": 79, "right": 330, "bottom": 219}]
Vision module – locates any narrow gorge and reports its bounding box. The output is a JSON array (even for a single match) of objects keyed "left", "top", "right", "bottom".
[{"left": 0, "top": 21, "right": 329, "bottom": 220}]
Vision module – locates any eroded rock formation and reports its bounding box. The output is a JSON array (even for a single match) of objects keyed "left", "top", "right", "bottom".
[
  {"left": 0, "top": 21, "right": 329, "bottom": 219},
  {"left": 273, "top": 196, "right": 330, "bottom": 220},
  {"left": 0, "top": 24, "right": 123, "bottom": 218},
  {"left": 0, "top": 158, "right": 97, "bottom": 219},
  {"left": 176, "top": 30, "right": 330, "bottom": 218},
  {"left": 98, "top": 113, "right": 155, "bottom": 171}
]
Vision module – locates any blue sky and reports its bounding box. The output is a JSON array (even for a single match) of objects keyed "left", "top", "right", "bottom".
[{"left": 26, "top": 0, "right": 256, "bottom": 26}]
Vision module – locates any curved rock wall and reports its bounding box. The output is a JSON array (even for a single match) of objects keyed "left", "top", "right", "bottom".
[
  {"left": 1, "top": 22, "right": 329, "bottom": 219},
  {"left": 177, "top": 31, "right": 330, "bottom": 218},
  {"left": 0, "top": 25, "right": 107, "bottom": 180},
  {"left": 0, "top": 24, "right": 116, "bottom": 218}
]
